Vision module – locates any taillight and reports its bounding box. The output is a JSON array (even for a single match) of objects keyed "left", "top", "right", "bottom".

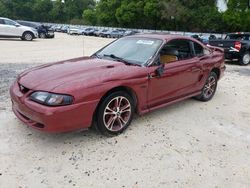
[{"left": 234, "top": 41, "right": 241, "bottom": 51}]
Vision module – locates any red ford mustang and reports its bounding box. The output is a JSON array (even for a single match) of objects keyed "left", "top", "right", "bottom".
[{"left": 10, "top": 34, "right": 225, "bottom": 135}]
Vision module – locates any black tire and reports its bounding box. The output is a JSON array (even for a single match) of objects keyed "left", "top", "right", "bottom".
[
  {"left": 22, "top": 32, "right": 34, "bottom": 41},
  {"left": 240, "top": 52, "right": 250, "bottom": 66},
  {"left": 95, "top": 91, "right": 135, "bottom": 136},
  {"left": 39, "top": 32, "right": 46, "bottom": 39},
  {"left": 195, "top": 72, "right": 218, "bottom": 102}
]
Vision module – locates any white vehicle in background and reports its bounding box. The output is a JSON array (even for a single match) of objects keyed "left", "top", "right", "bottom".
[
  {"left": 67, "top": 26, "right": 83, "bottom": 35},
  {"left": 0, "top": 17, "right": 38, "bottom": 41}
]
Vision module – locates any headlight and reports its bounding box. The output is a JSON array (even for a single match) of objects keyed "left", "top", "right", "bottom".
[{"left": 30, "top": 92, "right": 73, "bottom": 106}]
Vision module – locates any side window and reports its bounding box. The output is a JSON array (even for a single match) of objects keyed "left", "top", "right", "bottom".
[
  {"left": 159, "top": 39, "right": 193, "bottom": 64},
  {"left": 4, "top": 19, "right": 16, "bottom": 26},
  {"left": 193, "top": 42, "right": 204, "bottom": 57},
  {"left": 0, "top": 19, "right": 5, "bottom": 25}
]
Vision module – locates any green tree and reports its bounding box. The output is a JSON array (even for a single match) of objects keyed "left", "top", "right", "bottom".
[
  {"left": 83, "top": 9, "right": 97, "bottom": 25},
  {"left": 50, "top": 0, "right": 67, "bottom": 23},
  {"left": 32, "top": 0, "right": 53, "bottom": 22},
  {"left": 223, "top": 0, "right": 250, "bottom": 31}
]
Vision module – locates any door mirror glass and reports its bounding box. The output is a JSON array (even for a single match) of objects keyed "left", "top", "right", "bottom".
[{"left": 155, "top": 64, "right": 164, "bottom": 77}]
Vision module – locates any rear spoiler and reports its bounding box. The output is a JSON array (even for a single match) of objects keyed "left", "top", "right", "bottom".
[{"left": 207, "top": 44, "right": 224, "bottom": 53}]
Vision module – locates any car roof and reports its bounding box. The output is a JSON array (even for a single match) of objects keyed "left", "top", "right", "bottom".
[
  {"left": 17, "top": 20, "right": 41, "bottom": 26},
  {"left": 227, "top": 32, "right": 250, "bottom": 35},
  {"left": 126, "top": 33, "right": 197, "bottom": 41},
  {"left": 0, "top": 17, "right": 12, "bottom": 20}
]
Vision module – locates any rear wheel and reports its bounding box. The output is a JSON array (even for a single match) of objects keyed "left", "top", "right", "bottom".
[
  {"left": 240, "top": 52, "right": 250, "bottom": 66},
  {"left": 195, "top": 72, "right": 218, "bottom": 102},
  {"left": 96, "top": 91, "right": 134, "bottom": 136}
]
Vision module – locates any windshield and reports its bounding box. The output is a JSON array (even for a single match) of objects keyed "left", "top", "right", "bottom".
[{"left": 96, "top": 37, "right": 163, "bottom": 66}]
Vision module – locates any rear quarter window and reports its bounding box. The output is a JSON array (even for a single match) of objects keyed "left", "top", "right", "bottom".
[{"left": 194, "top": 42, "right": 204, "bottom": 56}]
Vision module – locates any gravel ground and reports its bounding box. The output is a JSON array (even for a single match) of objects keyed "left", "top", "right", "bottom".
[{"left": 0, "top": 33, "right": 250, "bottom": 188}]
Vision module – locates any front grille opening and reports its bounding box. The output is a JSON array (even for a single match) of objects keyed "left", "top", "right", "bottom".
[
  {"left": 33, "top": 123, "right": 45, "bottom": 129},
  {"left": 18, "top": 83, "right": 30, "bottom": 94},
  {"left": 18, "top": 110, "right": 30, "bottom": 121}
]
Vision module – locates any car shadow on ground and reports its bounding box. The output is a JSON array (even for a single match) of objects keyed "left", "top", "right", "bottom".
[
  {"left": 16, "top": 98, "right": 197, "bottom": 146},
  {"left": 0, "top": 38, "right": 38, "bottom": 42}
]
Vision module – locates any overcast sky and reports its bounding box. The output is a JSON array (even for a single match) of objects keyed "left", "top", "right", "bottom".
[{"left": 217, "top": 0, "right": 228, "bottom": 12}]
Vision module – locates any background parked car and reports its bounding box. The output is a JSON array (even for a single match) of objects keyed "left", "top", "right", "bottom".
[
  {"left": 93, "top": 29, "right": 106, "bottom": 37},
  {"left": 123, "top": 30, "right": 140, "bottom": 37},
  {"left": 209, "top": 32, "right": 250, "bottom": 65},
  {"left": 98, "top": 29, "right": 111, "bottom": 37},
  {"left": 108, "top": 29, "right": 125, "bottom": 38},
  {"left": 81, "top": 28, "right": 94, "bottom": 35},
  {"left": 17, "top": 20, "right": 54, "bottom": 39},
  {"left": 85, "top": 28, "right": 98, "bottom": 36},
  {"left": 0, "top": 17, "right": 38, "bottom": 41},
  {"left": 67, "top": 26, "right": 82, "bottom": 35},
  {"left": 54, "top": 25, "right": 62, "bottom": 32},
  {"left": 60, "top": 26, "right": 69, "bottom": 33}
]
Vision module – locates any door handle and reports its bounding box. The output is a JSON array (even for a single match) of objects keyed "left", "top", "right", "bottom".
[{"left": 148, "top": 73, "right": 157, "bottom": 79}]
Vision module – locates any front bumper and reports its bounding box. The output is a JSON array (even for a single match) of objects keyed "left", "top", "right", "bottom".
[
  {"left": 34, "top": 32, "right": 39, "bottom": 38},
  {"left": 10, "top": 81, "right": 99, "bottom": 133},
  {"left": 46, "top": 32, "right": 55, "bottom": 38}
]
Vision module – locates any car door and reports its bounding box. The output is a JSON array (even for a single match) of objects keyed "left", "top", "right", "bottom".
[
  {"left": 0, "top": 18, "right": 7, "bottom": 36},
  {"left": 147, "top": 39, "right": 203, "bottom": 108},
  {"left": 3, "top": 19, "right": 21, "bottom": 37},
  {"left": 192, "top": 41, "right": 212, "bottom": 91}
]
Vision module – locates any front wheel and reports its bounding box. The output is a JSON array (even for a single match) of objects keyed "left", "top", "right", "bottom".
[
  {"left": 195, "top": 72, "right": 218, "bottom": 102},
  {"left": 39, "top": 33, "right": 46, "bottom": 38},
  {"left": 22, "top": 32, "right": 34, "bottom": 41},
  {"left": 240, "top": 52, "right": 250, "bottom": 66},
  {"left": 96, "top": 91, "right": 134, "bottom": 136}
]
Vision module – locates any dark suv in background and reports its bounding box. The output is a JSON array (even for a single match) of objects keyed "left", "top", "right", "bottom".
[
  {"left": 17, "top": 20, "right": 55, "bottom": 39},
  {"left": 209, "top": 32, "right": 250, "bottom": 65}
]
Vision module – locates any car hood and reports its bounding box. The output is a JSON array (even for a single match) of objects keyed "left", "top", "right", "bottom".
[
  {"left": 20, "top": 25, "right": 36, "bottom": 31},
  {"left": 18, "top": 57, "right": 147, "bottom": 93}
]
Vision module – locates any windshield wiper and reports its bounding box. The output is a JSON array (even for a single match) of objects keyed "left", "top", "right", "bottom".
[
  {"left": 93, "top": 53, "right": 102, "bottom": 59},
  {"left": 103, "top": 54, "right": 135, "bottom": 65}
]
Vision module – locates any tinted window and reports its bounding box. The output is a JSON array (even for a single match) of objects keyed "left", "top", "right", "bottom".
[
  {"left": 4, "top": 19, "right": 16, "bottom": 26},
  {"left": 0, "top": 19, "right": 4, "bottom": 24},
  {"left": 193, "top": 42, "right": 204, "bottom": 56},
  {"left": 226, "top": 34, "right": 250, "bottom": 40}
]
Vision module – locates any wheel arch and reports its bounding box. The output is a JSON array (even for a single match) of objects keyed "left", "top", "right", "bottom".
[
  {"left": 98, "top": 86, "right": 138, "bottom": 111},
  {"left": 211, "top": 67, "right": 220, "bottom": 79},
  {"left": 93, "top": 86, "right": 138, "bottom": 124},
  {"left": 22, "top": 31, "right": 34, "bottom": 38}
]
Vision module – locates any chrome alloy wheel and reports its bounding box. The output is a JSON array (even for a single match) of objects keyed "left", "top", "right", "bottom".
[
  {"left": 242, "top": 53, "right": 250, "bottom": 65},
  {"left": 103, "top": 96, "right": 132, "bottom": 132},
  {"left": 203, "top": 76, "right": 216, "bottom": 99},
  {"left": 25, "top": 33, "right": 33, "bottom": 41}
]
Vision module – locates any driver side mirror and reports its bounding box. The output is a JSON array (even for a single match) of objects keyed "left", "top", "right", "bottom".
[
  {"left": 15, "top": 24, "right": 20, "bottom": 27},
  {"left": 155, "top": 64, "right": 164, "bottom": 77}
]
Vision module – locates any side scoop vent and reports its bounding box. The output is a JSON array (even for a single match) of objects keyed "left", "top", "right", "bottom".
[
  {"left": 106, "top": 65, "right": 115, "bottom": 69},
  {"left": 18, "top": 83, "right": 30, "bottom": 94}
]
